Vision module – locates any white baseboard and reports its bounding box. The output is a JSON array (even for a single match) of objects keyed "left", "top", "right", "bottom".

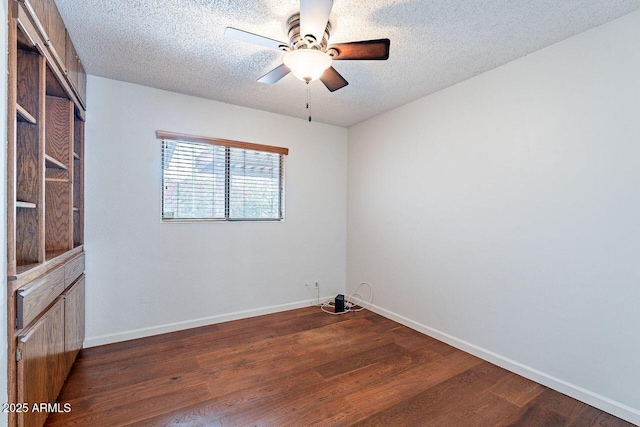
[
  {"left": 83, "top": 297, "right": 328, "bottom": 348},
  {"left": 366, "top": 303, "right": 640, "bottom": 426}
]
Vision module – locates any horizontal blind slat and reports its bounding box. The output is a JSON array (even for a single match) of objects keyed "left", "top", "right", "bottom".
[{"left": 162, "top": 139, "right": 284, "bottom": 221}]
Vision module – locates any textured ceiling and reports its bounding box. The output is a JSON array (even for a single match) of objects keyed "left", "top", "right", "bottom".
[{"left": 56, "top": 0, "right": 640, "bottom": 127}]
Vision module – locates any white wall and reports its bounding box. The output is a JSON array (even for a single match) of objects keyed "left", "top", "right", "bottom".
[
  {"left": 0, "top": 0, "right": 8, "bottom": 425},
  {"left": 84, "top": 76, "right": 347, "bottom": 345},
  {"left": 348, "top": 10, "right": 640, "bottom": 425}
]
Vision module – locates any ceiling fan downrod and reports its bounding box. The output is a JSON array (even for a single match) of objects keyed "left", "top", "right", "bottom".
[{"left": 307, "top": 81, "right": 312, "bottom": 122}]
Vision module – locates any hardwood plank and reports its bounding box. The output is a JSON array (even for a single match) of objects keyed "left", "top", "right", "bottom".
[
  {"left": 448, "top": 390, "right": 520, "bottom": 426},
  {"left": 204, "top": 368, "right": 325, "bottom": 420},
  {"left": 275, "top": 397, "right": 364, "bottom": 427},
  {"left": 435, "top": 348, "right": 484, "bottom": 374},
  {"left": 314, "top": 342, "right": 410, "bottom": 379},
  {"left": 389, "top": 324, "right": 442, "bottom": 351},
  {"left": 270, "top": 310, "right": 352, "bottom": 336},
  {"left": 136, "top": 404, "right": 223, "bottom": 427},
  {"left": 423, "top": 338, "right": 458, "bottom": 356},
  {"left": 58, "top": 370, "right": 214, "bottom": 421},
  {"left": 500, "top": 388, "right": 588, "bottom": 426},
  {"left": 503, "top": 401, "right": 570, "bottom": 427},
  {"left": 217, "top": 359, "right": 385, "bottom": 427},
  {"left": 346, "top": 357, "right": 455, "bottom": 416},
  {"left": 350, "top": 362, "right": 509, "bottom": 426},
  {"left": 525, "top": 389, "right": 588, "bottom": 420},
  {"left": 47, "top": 384, "right": 211, "bottom": 427},
  {"left": 489, "top": 371, "right": 546, "bottom": 407},
  {"left": 78, "top": 322, "right": 221, "bottom": 357},
  {"left": 59, "top": 354, "right": 202, "bottom": 401},
  {"left": 568, "top": 405, "right": 636, "bottom": 427},
  {"left": 46, "top": 308, "right": 633, "bottom": 427},
  {"left": 214, "top": 306, "right": 317, "bottom": 331}
]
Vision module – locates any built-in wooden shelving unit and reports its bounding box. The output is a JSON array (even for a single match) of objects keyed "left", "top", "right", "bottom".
[{"left": 7, "top": 1, "right": 87, "bottom": 425}]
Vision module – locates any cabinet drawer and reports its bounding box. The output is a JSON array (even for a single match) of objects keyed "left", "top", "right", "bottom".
[
  {"left": 65, "top": 253, "right": 85, "bottom": 287},
  {"left": 17, "top": 265, "right": 65, "bottom": 329}
]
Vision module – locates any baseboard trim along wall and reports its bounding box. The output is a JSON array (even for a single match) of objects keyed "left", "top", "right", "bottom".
[
  {"left": 83, "top": 297, "right": 331, "bottom": 348},
  {"left": 366, "top": 303, "right": 640, "bottom": 426}
]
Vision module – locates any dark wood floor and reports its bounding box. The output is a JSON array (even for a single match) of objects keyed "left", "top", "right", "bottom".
[{"left": 45, "top": 307, "right": 633, "bottom": 426}]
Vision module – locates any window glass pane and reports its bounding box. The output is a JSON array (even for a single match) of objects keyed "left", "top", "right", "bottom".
[
  {"left": 161, "top": 139, "right": 284, "bottom": 221},
  {"left": 162, "top": 140, "right": 225, "bottom": 219},
  {"left": 229, "top": 148, "right": 282, "bottom": 219}
]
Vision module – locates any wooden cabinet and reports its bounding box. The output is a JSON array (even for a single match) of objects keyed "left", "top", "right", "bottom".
[
  {"left": 17, "top": 298, "right": 66, "bottom": 427},
  {"left": 24, "top": 0, "right": 66, "bottom": 73},
  {"left": 7, "top": 1, "right": 87, "bottom": 425},
  {"left": 20, "top": 0, "right": 86, "bottom": 106}
]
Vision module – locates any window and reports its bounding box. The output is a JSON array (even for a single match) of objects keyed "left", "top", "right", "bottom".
[{"left": 157, "top": 131, "right": 287, "bottom": 221}]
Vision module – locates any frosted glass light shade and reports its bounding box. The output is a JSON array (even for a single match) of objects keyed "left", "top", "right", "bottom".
[{"left": 283, "top": 49, "right": 332, "bottom": 82}]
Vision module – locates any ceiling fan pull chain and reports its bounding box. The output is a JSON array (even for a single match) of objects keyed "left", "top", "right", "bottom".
[{"left": 307, "top": 81, "right": 312, "bottom": 122}]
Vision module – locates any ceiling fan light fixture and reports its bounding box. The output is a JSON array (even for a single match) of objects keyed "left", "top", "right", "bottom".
[{"left": 283, "top": 49, "right": 332, "bottom": 82}]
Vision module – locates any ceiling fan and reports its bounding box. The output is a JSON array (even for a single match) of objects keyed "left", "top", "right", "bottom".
[{"left": 224, "top": 0, "right": 390, "bottom": 93}]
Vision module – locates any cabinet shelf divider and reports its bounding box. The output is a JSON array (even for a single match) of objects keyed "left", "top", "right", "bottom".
[
  {"left": 45, "top": 154, "right": 68, "bottom": 170},
  {"left": 16, "top": 103, "right": 36, "bottom": 124},
  {"left": 16, "top": 201, "right": 37, "bottom": 209}
]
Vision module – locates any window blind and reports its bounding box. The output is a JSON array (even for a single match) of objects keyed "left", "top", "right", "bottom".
[{"left": 161, "top": 139, "right": 285, "bottom": 221}]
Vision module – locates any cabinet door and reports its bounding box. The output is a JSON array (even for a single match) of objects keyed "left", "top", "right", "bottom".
[
  {"left": 63, "top": 276, "right": 85, "bottom": 372},
  {"left": 65, "top": 30, "right": 78, "bottom": 89},
  {"left": 27, "top": 0, "right": 66, "bottom": 71},
  {"left": 46, "top": 0, "right": 66, "bottom": 70},
  {"left": 77, "top": 59, "right": 86, "bottom": 106},
  {"left": 17, "top": 297, "right": 66, "bottom": 427}
]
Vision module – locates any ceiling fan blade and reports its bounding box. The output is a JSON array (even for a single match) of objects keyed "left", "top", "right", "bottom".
[
  {"left": 258, "top": 64, "right": 291, "bottom": 84},
  {"left": 320, "top": 66, "right": 348, "bottom": 92},
  {"left": 300, "top": 0, "right": 334, "bottom": 44},
  {"left": 224, "top": 27, "right": 288, "bottom": 51},
  {"left": 329, "top": 39, "right": 390, "bottom": 60}
]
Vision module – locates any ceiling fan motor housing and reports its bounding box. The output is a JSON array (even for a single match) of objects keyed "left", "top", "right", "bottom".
[{"left": 286, "top": 13, "right": 331, "bottom": 51}]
